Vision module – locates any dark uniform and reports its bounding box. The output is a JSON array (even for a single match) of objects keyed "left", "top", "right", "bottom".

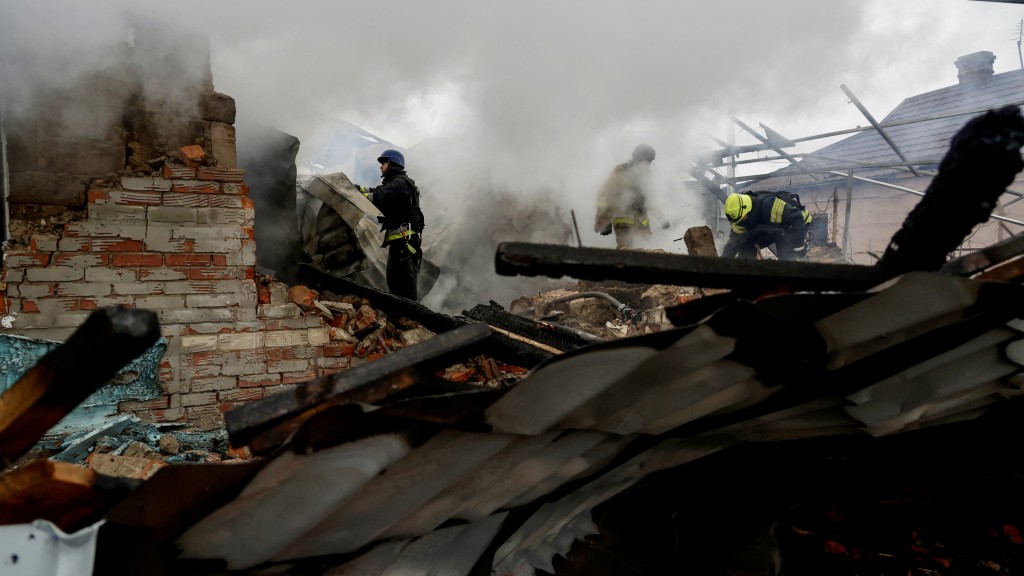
[
  {"left": 364, "top": 166, "right": 425, "bottom": 299},
  {"left": 722, "top": 193, "right": 810, "bottom": 261}
]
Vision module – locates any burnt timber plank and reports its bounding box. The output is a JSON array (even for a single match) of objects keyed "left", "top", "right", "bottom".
[
  {"left": 495, "top": 242, "right": 889, "bottom": 292},
  {"left": 296, "top": 263, "right": 552, "bottom": 367},
  {"left": 224, "top": 322, "right": 493, "bottom": 449},
  {"left": 941, "top": 232, "right": 1024, "bottom": 277},
  {"left": 0, "top": 307, "right": 160, "bottom": 466},
  {"left": 464, "top": 301, "right": 602, "bottom": 352}
]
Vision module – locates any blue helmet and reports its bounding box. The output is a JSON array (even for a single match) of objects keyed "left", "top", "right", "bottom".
[{"left": 377, "top": 149, "right": 405, "bottom": 168}]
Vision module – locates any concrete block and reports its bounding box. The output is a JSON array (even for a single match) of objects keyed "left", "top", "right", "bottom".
[
  {"left": 221, "top": 183, "right": 248, "bottom": 196},
  {"left": 91, "top": 238, "right": 144, "bottom": 252},
  {"left": 58, "top": 238, "right": 90, "bottom": 252},
  {"left": 122, "top": 177, "right": 172, "bottom": 191},
  {"left": 31, "top": 235, "right": 59, "bottom": 252},
  {"left": 225, "top": 239, "right": 257, "bottom": 266},
  {"left": 186, "top": 293, "right": 244, "bottom": 308},
  {"left": 180, "top": 392, "right": 218, "bottom": 407},
  {"left": 190, "top": 238, "right": 242, "bottom": 253},
  {"left": 199, "top": 91, "right": 236, "bottom": 124},
  {"left": 217, "top": 332, "right": 263, "bottom": 351},
  {"left": 5, "top": 253, "right": 50, "bottom": 268},
  {"left": 55, "top": 282, "right": 112, "bottom": 297},
  {"left": 138, "top": 268, "right": 187, "bottom": 281},
  {"left": 181, "top": 335, "right": 219, "bottom": 353},
  {"left": 162, "top": 192, "right": 210, "bottom": 207},
  {"left": 148, "top": 206, "right": 198, "bottom": 223},
  {"left": 267, "top": 359, "right": 310, "bottom": 374},
  {"left": 264, "top": 330, "right": 308, "bottom": 347},
  {"left": 135, "top": 295, "right": 186, "bottom": 309},
  {"left": 221, "top": 352, "right": 270, "bottom": 376},
  {"left": 210, "top": 122, "right": 237, "bottom": 169},
  {"left": 186, "top": 321, "right": 263, "bottom": 334},
  {"left": 26, "top": 267, "right": 84, "bottom": 282},
  {"left": 17, "top": 284, "right": 54, "bottom": 298},
  {"left": 196, "top": 207, "right": 249, "bottom": 225},
  {"left": 191, "top": 376, "right": 237, "bottom": 393},
  {"left": 65, "top": 221, "right": 147, "bottom": 240},
  {"left": 86, "top": 266, "right": 139, "bottom": 280},
  {"left": 112, "top": 281, "right": 163, "bottom": 296},
  {"left": 5, "top": 269, "right": 25, "bottom": 283},
  {"left": 259, "top": 303, "right": 301, "bottom": 319},
  {"left": 159, "top": 308, "right": 234, "bottom": 324},
  {"left": 308, "top": 326, "right": 330, "bottom": 346},
  {"left": 88, "top": 204, "right": 147, "bottom": 221},
  {"left": 51, "top": 253, "right": 106, "bottom": 268},
  {"left": 171, "top": 180, "right": 219, "bottom": 194}
]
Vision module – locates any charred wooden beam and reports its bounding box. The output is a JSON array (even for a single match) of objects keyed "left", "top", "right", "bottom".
[
  {"left": 495, "top": 242, "right": 889, "bottom": 292},
  {"left": 878, "top": 106, "right": 1024, "bottom": 275},
  {"left": 0, "top": 307, "right": 160, "bottom": 465},
  {"left": 941, "top": 232, "right": 1024, "bottom": 277},
  {"left": 224, "top": 323, "right": 493, "bottom": 451},
  {"left": 464, "top": 301, "right": 603, "bottom": 353}
]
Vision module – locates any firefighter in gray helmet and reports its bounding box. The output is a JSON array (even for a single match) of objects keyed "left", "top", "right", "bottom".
[
  {"left": 356, "top": 149, "right": 425, "bottom": 300},
  {"left": 594, "top": 144, "right": 655, "bottom": 249}
]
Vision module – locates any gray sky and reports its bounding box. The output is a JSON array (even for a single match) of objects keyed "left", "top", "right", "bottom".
[{"left": 3, "top": 0, "right": 1023, "bottom": 308}]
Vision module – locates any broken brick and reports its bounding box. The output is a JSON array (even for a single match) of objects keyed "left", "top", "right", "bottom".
[
  {"left": 288, "top": 285, "right": 318, "bottom": 309},
  {"left": 179, "top": 145, "right": 207, "bottom": 168}
]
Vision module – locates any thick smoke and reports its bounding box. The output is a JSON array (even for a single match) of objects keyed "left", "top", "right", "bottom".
[{"left": 3, "top": 0, "right": 1020, "bottom": 312}]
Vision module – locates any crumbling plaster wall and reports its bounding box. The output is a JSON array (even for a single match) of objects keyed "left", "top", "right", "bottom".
[{"left": 0, "top": 28, "right": 354, "bottom": 431}]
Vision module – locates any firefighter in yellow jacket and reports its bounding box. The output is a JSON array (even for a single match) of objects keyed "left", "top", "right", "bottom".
[
  {"left": 594, "top": 144, "right": 655, "bottom": 249},
  {"left": 722, "top": 191, "right": 811, "bottom": 260}
]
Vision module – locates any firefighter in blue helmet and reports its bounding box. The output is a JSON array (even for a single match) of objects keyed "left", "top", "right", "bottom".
[
  {"left": 594, "top": 144, "right": 656, "bottom": 249},
  {"left": 721, "top": 191, "right": 811, "bottom": 260},
  {"left": 357, "top": 149, "right": 425, "bottom": 299}
]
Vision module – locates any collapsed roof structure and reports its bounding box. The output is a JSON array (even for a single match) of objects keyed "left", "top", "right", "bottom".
[{"left": 3, "top": 104, "right": 1024, "bottom": 575}]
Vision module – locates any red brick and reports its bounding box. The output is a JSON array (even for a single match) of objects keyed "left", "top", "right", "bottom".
[
  {"left": 245, "top": 267, "right": 255, "bottom": 280},
  {"left": 92, "top": 239, "right": 144, "bottom": 252},
  {"left": 242, "top": 227, "right": 255, "bottom": 240},
  {"left": 197, "top": 167, "right": 245, "bottom": 182},
  {"left": 171, "top": 182, "right": 219, "bottom": 194},
  {"left": 189, "top": 351, "right": 218, "bottom": 366},
  {"left": 239, "top": 374, "right": 280, "bottom": 388},
  {"left": 112, "top": 253, "right": 163, "bottom": 267},
  {"left": 218, "top": 388, "right": 262, "bottom": 403},
  {"left": 367, "top": 353, "right": 385, "bottom": 362},
  {"left": 119, "top": 397, "right": 169, "bottom": 411},
  {"left": 288, "top": 285, "right": 317, "bottom": 309},
  {"left": 163, "top": 165, "right": 197, "bottom": 179},
  {"left": 179, "top": 145, "right": 206, "bottom": 168},
  {"left": 21, "top": 300, "right": 39, "bottom": 313},
  {"left": 322, "top": 344, "right": 353, "bottom": 357},
  {"left": 166, "top": 254, "right": 211, "bottom": 266},
  {"left": 241, "top": 197, "right": 255, "bottom": 210},
  {"left": 257, "top": 283, "right": 271, "bottom": 305},
  {"left": 282, "top": 371, "right": 316, "bottom": 384},
  {"left": 88, "top": 189, "right": 111, "bottom": 204},
  {"left": 226, "top": 445, "right": 253, "bottom": 460},
  {"left": 79, "top": 298, "right": 99, "bottom": 310}
]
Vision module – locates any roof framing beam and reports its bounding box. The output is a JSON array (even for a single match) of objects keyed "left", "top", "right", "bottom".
[{"left": 494, "top": 242, "right": 890, "bottom": 292}]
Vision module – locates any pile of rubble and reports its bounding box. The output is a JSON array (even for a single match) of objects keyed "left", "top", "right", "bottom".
[
  {"left": 509, "top": 281, "right": 706, "bottom": 341},
  {"left": 256, "top": 273, "right": 527, "bottom": 389}
]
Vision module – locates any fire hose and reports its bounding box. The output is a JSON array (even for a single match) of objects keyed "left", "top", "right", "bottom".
[{"left": 515, "top": 291, "right": 644, "bottom": 326}]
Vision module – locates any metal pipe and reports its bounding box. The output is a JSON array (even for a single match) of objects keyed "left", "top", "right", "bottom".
[
  {"left": 733, "top": 117, "right": 820, "bottom": 181},
  {"left": 840, "top": 84, "right": 920, "bottom": 177},
  {"left": 843, "top": 170, "right": 854, "bottom": 260},
  {"left": 827, "top": 170, "right": 1024, "bottom": 227}
]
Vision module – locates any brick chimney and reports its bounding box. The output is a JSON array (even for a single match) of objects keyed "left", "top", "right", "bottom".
[{"left": 955, "top": 51, "right": 996, "bottom": 85}]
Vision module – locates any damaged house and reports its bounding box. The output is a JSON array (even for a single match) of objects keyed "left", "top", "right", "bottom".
[{"left": 4, "top": 17, "right": 1024, "bottom": 576}]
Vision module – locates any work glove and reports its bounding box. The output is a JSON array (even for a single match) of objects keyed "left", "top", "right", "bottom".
[
  {"left": 594, "top": 219, "right": 612, "bottom": 236},
  {"left": 355, "top": 185, "right": 370, "bottom": 199}
]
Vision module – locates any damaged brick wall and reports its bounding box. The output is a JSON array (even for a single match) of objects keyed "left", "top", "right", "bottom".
[{"left": 0, "top": 26, "right": 352, "bottom": 431}]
